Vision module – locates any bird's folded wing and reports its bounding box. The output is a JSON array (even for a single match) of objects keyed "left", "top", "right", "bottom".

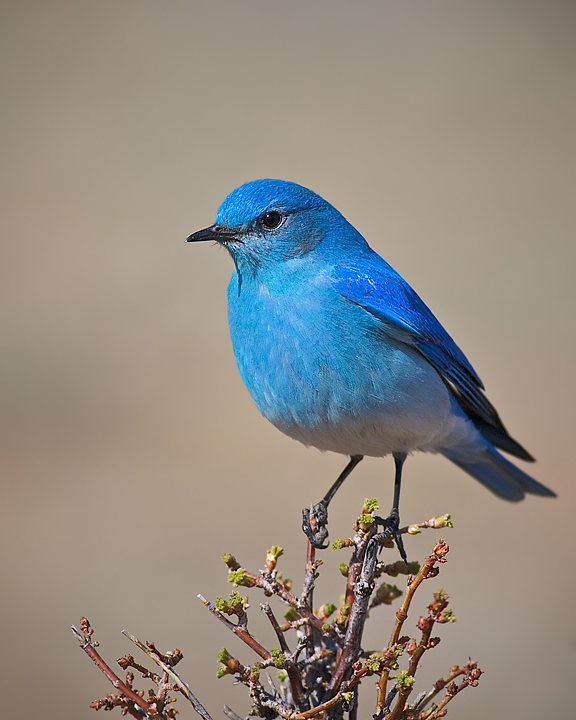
[{"left": 330, "top": 260, "right": 506, "bottom": 433}]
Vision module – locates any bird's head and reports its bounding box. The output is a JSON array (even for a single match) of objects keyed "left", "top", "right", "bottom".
[{"left": 187, "top": 179, "right": 366, "bottom": 274}]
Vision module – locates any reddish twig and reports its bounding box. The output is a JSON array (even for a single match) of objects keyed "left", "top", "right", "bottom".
[
  {"left": 421, "top": 662, "right": 482, "bottom": 719},
  {"left": 413, "top": 664, "right": 468, "bottom": 715},
  {"left": 122, "top": 630, "right": 213, "bottom": 720},
  {"left": 376, "top": 540, "right": 449, "bottom": 713},
  {"left": 198, "top": 594, "right": 271, "bottom": 661},
  {"left": 72, "top": 619, "right": 166, "bottom": 720}
]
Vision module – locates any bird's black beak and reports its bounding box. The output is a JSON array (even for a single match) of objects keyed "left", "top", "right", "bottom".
[{"left": 186, "top": 224, "right": 238, "bottom": 243}]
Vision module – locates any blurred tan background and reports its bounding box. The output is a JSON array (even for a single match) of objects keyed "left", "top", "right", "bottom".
[{"left": 1, "top": 1, "right": 575, "bottom": 717}]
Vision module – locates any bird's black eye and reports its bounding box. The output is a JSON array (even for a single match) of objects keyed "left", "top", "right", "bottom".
[{"left": 260, "top": 211, "right": 282, "bottom": 230}]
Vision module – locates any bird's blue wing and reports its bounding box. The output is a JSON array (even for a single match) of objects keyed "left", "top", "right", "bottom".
[{"left": 330, "top": 256, "right": 513, "bottom": 440}]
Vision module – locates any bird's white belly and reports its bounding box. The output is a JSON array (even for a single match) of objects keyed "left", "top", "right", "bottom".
[{"left": 274, "top": 404, "right": 476, "bottom": 458}]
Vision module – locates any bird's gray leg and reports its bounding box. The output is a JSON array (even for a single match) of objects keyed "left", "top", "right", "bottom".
[
  {"left": 302, "top": 455, "right": 364, "bottom": 549},
  {"left": 390, "top": 452, "right": 408, "bottom": 563},
  {"left": 374, "top": 452, "right": 408, "bottom": 564}
]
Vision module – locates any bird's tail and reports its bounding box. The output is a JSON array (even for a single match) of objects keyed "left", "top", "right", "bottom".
[{"left": 442, "top": 446, "right": 556, "bottom": 501}]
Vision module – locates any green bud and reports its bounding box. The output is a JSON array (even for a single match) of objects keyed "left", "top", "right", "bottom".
[
  {"left": 228, "top": 568, "right": 246, "bottom": 587},
  {"left": 396, "top": 670, "right": 416, "bottom": 688},
  {"left": 318, "top": 603, "right": 337, "bottom": 619},
  {"left": 366, "top": 653, "right": 382, "bottom": 672},
  {"left": 270, "top": 648, "right": 287, "bottom": 668},
  {"left": 332, "top": 538, "right": 345, "bottom": 550},
  {"left": 215, "top": 596, "right": 227, "bottom": 611},
  {"left": 363, "top": 498, "right": 379, "bottom": 513},
  {"left": 217, "top": 648, "right": 231, "bottom": 663},
  {"left": 375, "top": 582, "right": 403, "bottom": 605},
  {"left": 277, "top": 669, "right": 288, "bottom": 681},
  {"left": 359, "top": 514, "right": 374, "bottom": 525},
  {"left": 339, "top": 562, "right": 349, "bottom": 577},
  {"left": 228, "top": 591, "right": 247, "bottom": 607},
  {"left": 434, "top": 513, "right": 453, "bottom": 528},
  {"left": 335, "top": 603, "right": 351, "bottom": 624},
  {"left": 407, "top": 525, "right": 422, "bottom": 535},
  {"left": 284, "top": 607, "right": 299, "bottom": 622},
  {"left": 267, "top": 545, "right": 284, "bottom": 559},
  {"left": 440, "top": 609, "right": 456, "bottom": 623}
]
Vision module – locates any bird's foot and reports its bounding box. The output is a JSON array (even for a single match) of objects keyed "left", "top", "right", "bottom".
[
  {"left": 302, "top": 500, "right": 330, "bottom": 549},
  {"left": 374, "top": 509, "right": 408, "bottom": 566}
]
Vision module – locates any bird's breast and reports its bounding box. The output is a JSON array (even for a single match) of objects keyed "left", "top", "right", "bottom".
[{"left": 226, "top": 271, "right": 460, "bottom": 456}]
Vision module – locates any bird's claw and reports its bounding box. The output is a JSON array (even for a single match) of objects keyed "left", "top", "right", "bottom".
[
  {"left": 374, "top": 511, "right": 408, "bottom": 566},
  {"left": 302, "top": 502, "right": 330, "bottom": 549}
]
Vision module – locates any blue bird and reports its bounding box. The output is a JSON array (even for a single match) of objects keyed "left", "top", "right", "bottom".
[{"left": 187, "top": 179, "right": 555, "bottom": 554}]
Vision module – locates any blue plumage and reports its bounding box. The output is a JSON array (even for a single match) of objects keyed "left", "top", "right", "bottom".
[{"left": 187, "top": 179, "right": 555, "bottom": 504}]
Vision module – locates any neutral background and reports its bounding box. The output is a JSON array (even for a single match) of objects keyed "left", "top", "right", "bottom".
[{"left": 2, "top": 1, "right": 575, "bottom": 718}]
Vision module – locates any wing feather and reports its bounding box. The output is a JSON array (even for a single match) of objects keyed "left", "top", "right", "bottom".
[{"left": 331, "top": 257, "right": 534, "bottom": 461}]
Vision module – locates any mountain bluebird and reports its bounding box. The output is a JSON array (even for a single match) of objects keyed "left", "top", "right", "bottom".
[{"left": 187, "top": 179, "right": 555, "bottom": 552}]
